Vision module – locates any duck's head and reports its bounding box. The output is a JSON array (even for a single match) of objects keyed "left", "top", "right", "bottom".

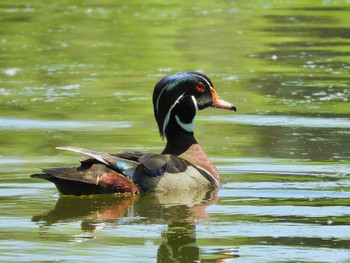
[{"left": 153, "top": 72, "right": 236, "bottom": 138}]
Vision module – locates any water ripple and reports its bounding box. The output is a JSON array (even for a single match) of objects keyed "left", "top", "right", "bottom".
[
  {"left": 201, "top": 114, "right": 350, "bottom": 128},
  {"left": 0, "top": 117, "right": 132, "bottom": 131},
  {"left": 208, "top": 204, "right": 350, "bottom": 217},
  {"left": 217, "top": 159, "right": 349, "bottom": 177}
]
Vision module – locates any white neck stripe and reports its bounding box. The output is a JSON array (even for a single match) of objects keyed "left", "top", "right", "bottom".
[
  {"left": 175, "top": 115, "right": 194, "bottom": 132},
  {"left": 191, "top": 95, "right": 199, "bottom": 112}
]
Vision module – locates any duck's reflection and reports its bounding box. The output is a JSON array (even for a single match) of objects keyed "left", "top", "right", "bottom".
[
  {"left": 158, "top": 222, "right": 198, "bottom": 263},
  {"left": 32, "top": 190, "right": 237, "bottom": 261},
  {"left": 32, "top": 194, "right": 137, "bottom": 228}
]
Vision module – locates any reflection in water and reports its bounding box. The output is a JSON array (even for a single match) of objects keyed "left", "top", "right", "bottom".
[
  {"left": 2, "top": 1, "right": 350, "bottom": 262},
  {"left": 158, "top": 222, "right": 199, "bottom": 263},
  {"left": 32, "top": 190, "right": 237, "bottom": 262},
  {"left": 32, "top": 194, "right": 137, "bottom": 229},
  {"left": 158, "top": 222, "right": 237, "bottom": 263}
]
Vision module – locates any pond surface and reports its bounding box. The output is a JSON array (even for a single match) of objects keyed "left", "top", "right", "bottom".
[{"left": 1, "top": 0, "right": 350, "bottom": 262}]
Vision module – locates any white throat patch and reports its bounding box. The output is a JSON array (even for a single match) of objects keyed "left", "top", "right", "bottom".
[
  {"left": 175, "top": 115, "right": 194, "bottom": 132},
  {"left": 174, "top": 96, "right": 198, "bottom": 133}
]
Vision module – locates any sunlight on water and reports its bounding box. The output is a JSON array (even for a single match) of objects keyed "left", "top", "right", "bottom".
[
  {"left": 0, "top": 118, "right": 132, "bottom": 130},
  {"left": 201, "top": 114, "right": 350, "bottom": 128},
  {"left": 1, "top": 0, "right": 350, "bottom": 262},
  {"left": 217, "top": 160, "right": 349, "bottom": 176}
]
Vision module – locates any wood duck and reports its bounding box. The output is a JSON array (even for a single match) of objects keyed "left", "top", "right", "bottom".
[{"left": 31, "top": 72, "right": 236, "bottom": 195}]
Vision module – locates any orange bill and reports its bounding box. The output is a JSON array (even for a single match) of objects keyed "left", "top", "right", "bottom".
[{"left": 210, "top": 87, "right": 237, "bottom": 111}]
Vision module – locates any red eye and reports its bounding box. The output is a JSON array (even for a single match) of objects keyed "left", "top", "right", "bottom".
[{"left": 195, "top": 82, "right": 205, "bottom": 93}]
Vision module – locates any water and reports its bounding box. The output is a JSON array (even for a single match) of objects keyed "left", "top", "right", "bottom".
[{"left": 1, "top": 0, "right": 350, "bottom": 262}]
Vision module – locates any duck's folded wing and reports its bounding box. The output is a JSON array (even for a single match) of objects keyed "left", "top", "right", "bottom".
[
  {"left": 56, "top": 146, "right": 141, "bottom": 177},
  {"left": 31, "top": 163, "right": 139, "bottom": 195},
  {"left": 31, "top": 146, "right": 141, "bottom": 195}
]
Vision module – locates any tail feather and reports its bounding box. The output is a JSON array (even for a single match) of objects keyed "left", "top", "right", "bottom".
[
  {"left": 31, "top": 173, "right": 52, "bottom": 180},
  {"left": 56, "top": 147, "right": 140, "bottom": 177},
  {"left": 56, "top": 146, "right": 108, "bottom": 165}
]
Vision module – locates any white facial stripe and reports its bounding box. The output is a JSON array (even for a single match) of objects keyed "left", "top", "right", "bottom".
[
  {"left": 157, "top": 74, "right": 208, "bottom": 115},
  {"left": 156, "top": 83, "right": 169, "bottom": 114},
  {"left": 192, "top": 74, "right": 211, "bottom": 88},
  {"left": 162, "top": 93, "right": 185, "bottom": 135}
]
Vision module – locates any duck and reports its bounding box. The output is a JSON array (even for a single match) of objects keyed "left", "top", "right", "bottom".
[{"left": 31, "top": 72, "right": 236, "bottom": 195}]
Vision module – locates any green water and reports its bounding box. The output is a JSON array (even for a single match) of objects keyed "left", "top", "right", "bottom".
[{"left": 1, "top": 0, "right": 350, "bottom": 262}]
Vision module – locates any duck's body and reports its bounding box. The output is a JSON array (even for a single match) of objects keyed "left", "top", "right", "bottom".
[{"left": 31, "top": 72, "right": 236, "bottom": 195}]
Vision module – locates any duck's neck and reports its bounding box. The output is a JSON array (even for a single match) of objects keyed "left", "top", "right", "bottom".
[
  {"left": 163, "top": 130, "right": 221, "bottom": 184},
  {"left": 162, "top": 127, "right": 221, "bottom": 183},
  {"left": 162, "top": 132, "right": 197, "bottom": 155}
]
